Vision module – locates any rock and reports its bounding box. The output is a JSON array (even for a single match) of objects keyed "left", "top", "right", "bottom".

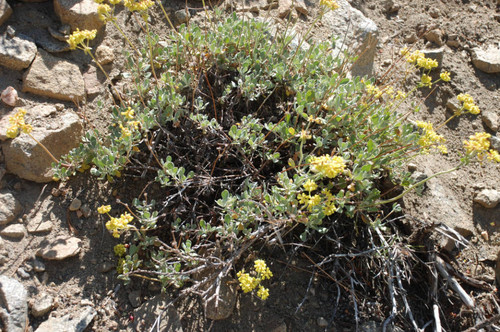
[
  {"left": 27, "top": 220, "right": 53, "bottom": 233},
  {"left": 424, "top": 29, "right": 444, "bottom": 46},
  {"left": 30, "top": 293, "right": 54, "bottom": 317},
  {"left": 83, "top": 65, "right": 105, "bottom": 97},
  {"left": 23, "top": 50, "right": 86, "bottom": 102},
  {"left": 0, "top": 33, "right": 37, "bottom": 70},
  {"left": 95, "top": 45, "right": 114, "bottom": 65},
  {"left": 48, "top": 26, "right": 68, "bottom": 43},
  {"left": 1, "top": 86, "right": 18, "bottom": 106},
  {"left": 0, "top": 0, "right": 12, "bottom": 26},
  {"left": 204, "top": 276, "right": 237, "bottom": 320},
  {"left": 0, "top": 236, "right": 4, "bottom": 250},
  {"left": 474, "top": 189, "right": 500, "bottom": 209},
  {"left": 428, "top": 7, "right": 440, "bottom": 18},
  {"left": 277, "top": 0, "right": 292, "bottom": 19},
  {"left": 490, "top": 136, "right": 500, "bottom": 152},
  {"left": 407, "top": 163, "right": 417, "bottom": 172},
  {"left": 1, "top": 105, "right": 83, "bottom": 182},
  {"left": 0, "top": 275, "right": 28, "bottom": 332},
  {"left": 69, "top": 198, "right": 82, "bottom": 211},
  {"left": 80, "top": 205, "right": 91, "bottom": 218},
  {"left": 0, "top": 192, "right": 21, "bottom": 225},
  {"left": 382, "top": 0, "right": 400, "bottom": 13},
  {"left": 317, "top": 316, "right": 328, "bottom": 327},
  {"left": 36, "top": 32, "right": 72, "bottom": 53},
  {"left": 446, "top": 34, "right": 461, "bottom": 48},
  {"left": 446, "top": 98, "right": 460, "bottom": 113},
  {"left": 174, "top": 9, "right": 190, "bottom": 26},
  {"left": 482, "top": 111, "right": 499, "bottom": 132},
  {"left": 128, "top": 294, "right": 183, "bottom": 332},
  {"left": 16, "top": 267, "right": 30, "bottom": 279},
  {"left": 471, "top": 46, "right": 500, "bottom": 74},
  {"left": 422, "top": 48, "right": 444, "bottom": 69},
  {"left": 54, "top": 0, "right": 103, "bottom": 31},
  {"left": 1, "top": 224, "right": 26, "bottom": 239},
  {"left": 33, "top": 259, "right": 46, "bottom": 272},
  {"left": 35, "top": 306, "right": 96, "bottom": 332},
  {"left": 321, "top": 0, "right": 378, "bottom": 78},
  {"left": 36, "top": 236, "right": 82, "bottom": 260},
  {"left": 293, "top": 0, "right": 309, "bottom": 15},
  {"left": 128, "top": 290, "right": 142, "bottom": 308}
]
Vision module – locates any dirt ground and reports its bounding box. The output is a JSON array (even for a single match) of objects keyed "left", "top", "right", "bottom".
[{"left": 0, "top": 0, "right": 499, "bottom": 331}]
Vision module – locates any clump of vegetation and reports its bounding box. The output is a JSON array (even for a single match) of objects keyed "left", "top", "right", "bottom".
[{"left": 5, "top": 0, "right": 499, "bottom": 329}]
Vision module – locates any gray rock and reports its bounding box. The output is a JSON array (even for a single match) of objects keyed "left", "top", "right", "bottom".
[
  {"left": 429, "top": 7, "right": 440, "bottom": 18},
  {"left": 33, "top": 259, "right": 46, "bottom": 272},
  {"left": 321, "top": 0, "right": 379, "bottom": 78},
  {"left": 0, "top": 236, "right": 3, "bottom": 250},
  {"left": 293, "top": 0, "right": 309, "bottom": 16},
  {"left": 424, "top": 29, "right": 444, "bottom": 46},
  {"left": 83, "top": 65, "right": 105, "bottom": 97},
  {"left": 128, "top": 294, "right": 183, "bottom": 332},
  {"left": 16, "top": 267, "right": 30, "bottom": 279},
  {"left": 27, "top": 220, "right": 53, "bottom": 233},
  {"left": 23, "top": 50, "right": 85, "bottom": 102},
  {"left": 36, "top": 32, "right": 71, "bottom": 53},
  {"left": 99, "top": 261, "right": 115, "bottom": 273},
  {"left": 95, "top": 45, "right": 114, "bottom": 65},
  {"left": 30, "top": 293, "right": 54, "bottom": 317},
  {"left": 69, "top": 198, "right": 82, "bottom": 211},
  {"left": 446, "top": 98, "right": 461, "bottom": 113},
  {"left": 474, "top": 189, "right": 500, "bottom": 209},
  {"left": 174, "top": 9, "right": 190, "bottom": 26},
  {"left": 128, "top": 290, "right": 142, "bottom": 308},
  {"left": 1, "top": 224, "right": 26, "bottom": 239},
  {"left": 80, "top": 205, "right": 91, "bottom": 218},
  {"left": 0, "top": 192, "right": 21, "bottom": 225},
  {"left": 471, "top": 46, "right": 500, "bottom": 74},
  {"left": 1, "top": 105, "right": 83, "bottom": 182},
  {"left": 204, "top": 276, "right": 237, "bottom": 320},
  {"left": 54, "top": 0, "right": 103, "bottom": 31},
  {"left": 277, "top": 0, "right": 292, "bottom": 19},
  {"left": 491, "top": 136, "right": 500, "bottom": 152},
  {"left": 382, "top": 0, "right": 400, "bottom": 13},
  {"left": 0, "top": 33, "right": 37, "bottom": 70},
  {"left": 422, "top": 48, "right": 444, "bottom": 69},
  {"left": 0, "top": 0, "right": 12, "bottom": 26},
  {"left": 48, "top": 26, "right": 68, "bottom": 43},
  {"left": 482, "top": 111, "right": 499, "bottom": 132},
  {"left": 36, "top": 236, "right": 82, "bottom": 260},
  {"left": 35, "top": 306, "right": 96, "bottom": 332},
  {"left": 0, "top": 275, "right": 28, "bottom": 332}
]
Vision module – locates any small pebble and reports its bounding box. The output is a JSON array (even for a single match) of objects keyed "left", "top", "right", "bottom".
[
  {"left": 33, "top": 259, "right": 46, "bottom": 272},
  {"left": 69, "top": 198, "right": 82, "bottom": 211},
  {"left": 317, "top": 316, "right": 328, "bottom": 328},
  {"left": 17, "top": 267, "right": 30, "bottom": 279}
]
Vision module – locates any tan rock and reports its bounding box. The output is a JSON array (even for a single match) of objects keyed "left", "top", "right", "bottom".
[
  {"left": 0, "top": 33, "right": 37, "bottom": 70},
  {"left": 23, "top": 50, "right": 85, "bottom": 102},
  {"left": 54, "top": 0, "right": 103, "bottom": 31},
  {"left": 0, "top": 0, "right": 12, "bottom": 26},
  {"left": 36, "top": 236, "right": 82, "bottom": 260}
]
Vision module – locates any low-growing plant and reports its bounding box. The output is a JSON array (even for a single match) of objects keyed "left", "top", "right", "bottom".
[{"left": 4, "top": 0, "right": 497, "bottom": 328}]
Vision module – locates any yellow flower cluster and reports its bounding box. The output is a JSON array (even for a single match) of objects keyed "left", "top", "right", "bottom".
[
  {"left": 123, "top": 0, "right": 154, "bottom": 12},
  {"left": 97, "top": 205, "right": 111, "bottom": 214},
  {"left": 297, "top": 188, "right": 337, "bottom": 215},
  {"left": 67, "top": 29, "right": 97, "bottom": 50},
  {"left": 105, "top": 212, "right": 133, "bottom": 238},
  {"left": 420, "top": 74, "right": 432, "bottom": 88},
  {"left": 457, "top": 93, "right": 480, "bottom": 115},
  {"left": 463, "top": 132, "right": 500, "bottom": 162},
  {"left": 416, "top": 121, "right": 447, "bottom": 154},
  {"left": 97, "top": 4, "right": 112, "bottom": 22},
  {"left": 6, "top": 108, "right": 32, "bottom": 139},
  {"left": 303, "top": 179, "right": 318, "bottom": 192},
  {"left": 320, "top": 0, "right": 339, "bottom": 10},
  {"left": 440, "top": 71, "right": 451, "bottom": 82},
  {"left": 309, "top": 155, "right": 346, "bottom": 179},
  {"left": 236, "top": 259, "right": 273, "bottom": 300},
  {"left": 113, "top": 244, "right": 126, "bottom": 257},
  {"left": 118, "top": 107, "right": 140, "bottom": 139}
]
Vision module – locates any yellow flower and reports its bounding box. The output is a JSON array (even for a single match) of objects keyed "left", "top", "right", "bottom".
[
  {"left": 97, "top": 205, "right": 111, "bottom": 214},
  {"left": 420, "top": 74, "right": 432, "bottom": 87},
  {"left": 113, "top": 244, "right": 126, "bottom": 257},
  {"left": 93, "top": 0, "right": 104, "bottom": 3},
  {"left": 121, "top": 108, "right": 135, "bottom": 120},
  {"left": 6, "top": 108, "right": 31, "bottom": 138},
  {"left": 97, "top": 4, "right": 112, "bottom": 22},
  {"left": 416, "top": 121, "right": 446, "bottom": 153},
  {"left": 457, "top": 93, "right": 473, "bottom": 104},
  {"left": 440, "top": 71, "right": 451, "bottom": 82},
  {"left": 308, "top": 194, "right": 321, "bottom": 210},
  {"left": 463, "top": 132, "right": 491, "bottom": 160},
  {"left": 109, "top": 0, "right": 121, "bottom": 4},
  {"left": 257, "top": 285, "right": 270, "bottom": 300},
  {"left": 120, "top": 123, "right": 132, "bottom": 138},
  {"left": 395, "top": 90, "right": 407, "bottom": 100},
  {"left": 309, "top": 155, "right": 346, "bottom": 179},
  {"left": 67, "top": 29, "right": 97, "bottom": 50},
  {"left": 105, "top": 212, "right": 133, "bottom": 237},
  {"left": 299, "top": 130, "right": 311, "bottom": 141},
  {"left": 303, "top": 179, "right": 318, "bottom": 192},
  {"left": 319, "top": 0, "right": 339, "bottom": 10},
  {"left": 254, "top": 259, "right": 273, "bottom": 280},
  {"left": 237, "top": 271, "right": 258, "bottom": 293},
  {"left": 123, "top": 0, "right": 154, "bottom": 11},
  {"left": 323, "top": 202, "right": 337, "bottom": 216},
  {"left": 487, "top": 150, "right": 500, "bottom": 163}
]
